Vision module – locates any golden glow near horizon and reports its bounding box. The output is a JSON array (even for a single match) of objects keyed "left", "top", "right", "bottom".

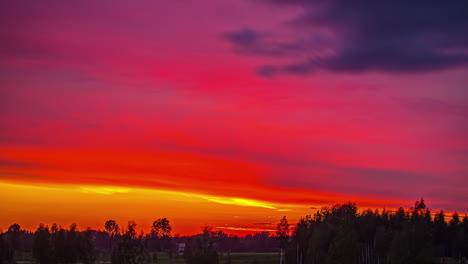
[
  {"left": 76, "top": 184, "right": 289, "bottom": 210},
  {"left": 1, "top": 180, "right": 464, "bottom": 236},
  {"left": 79, "top": 186, "right": 133, "bottom": 195},
  {"left": 215, "top": 226, "right": 277, "bottom": 232},
  {"left": 198, "top": 196, "right": 277, "bottom": 210},
  {"left": 0, "top": 181, "right": 310, "bottom": 235}
]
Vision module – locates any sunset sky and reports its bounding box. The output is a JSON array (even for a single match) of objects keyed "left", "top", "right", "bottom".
[{"left": 1, "top": 0, "right": 467, "bottom": 235}]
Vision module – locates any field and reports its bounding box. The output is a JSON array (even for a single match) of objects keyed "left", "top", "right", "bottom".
[
  {"left": 15, "top": 252, "right": 281, "bottom": 264},
  {"left": 150, "top": 252, "right": 280, "bottom": 264},
  {"left": 13, "top": 252, "right": 467, "bottom": 264}
]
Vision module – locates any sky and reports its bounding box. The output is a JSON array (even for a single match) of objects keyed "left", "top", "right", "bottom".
[{"left": 0, "top": 0, "right": 467, "bottom": 235}]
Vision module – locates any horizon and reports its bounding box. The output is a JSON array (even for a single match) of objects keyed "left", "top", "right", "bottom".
[
  {"left": 1, "top": 198, "right": 465, "bottom": 237},
  {"left": 1, "top": 0, "right": 467, "bottom": 237},
  {"left": 1, "top": 184, "right": 465, "bottom": 236}
]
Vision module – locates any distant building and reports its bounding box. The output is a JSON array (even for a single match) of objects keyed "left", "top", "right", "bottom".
[{"left": 177, "top": 243, "right": 186, "bottom": 254}]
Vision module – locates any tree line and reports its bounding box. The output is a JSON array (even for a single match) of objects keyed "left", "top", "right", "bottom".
[
  {"left": 1, "top": 199, "right": 466, "bottom": 263},
  {"left": 283, "top": 199, "right": 468, "bottom": 264},
  {"left": 0, "top": 217, "right": 277, "bottom": 264}
]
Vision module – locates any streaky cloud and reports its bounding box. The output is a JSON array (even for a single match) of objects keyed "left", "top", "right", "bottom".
[{"left": 225, "top": 0, "right": 468, "bottom": 76}]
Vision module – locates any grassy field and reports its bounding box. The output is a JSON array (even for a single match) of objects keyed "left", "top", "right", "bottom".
[
  {"left": 219, "top": 252, "right": 280, "bottom": 264},
  {"left": 149, "top": 252, "right": 280, "bottom": 264},
  {"left": 14, "top": 253, "right": 467, "bottom": 264},
  {"left": 15, "top": 252, "right": 281, "bottom": 264}
]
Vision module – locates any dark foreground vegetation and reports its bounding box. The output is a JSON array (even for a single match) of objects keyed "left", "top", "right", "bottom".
[
  {"left": 0, "top": 199, "right": 467, "bottom": 264},
  {"left": 284, "top": 199, "right": 468, "bottom": 264}
]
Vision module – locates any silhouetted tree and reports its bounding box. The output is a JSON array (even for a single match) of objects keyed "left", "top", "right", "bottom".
[
  {"left": 5, "top": 224, "right": 21, "bottom": 261},
  {"left": 66, "top": 223, "right": 80, "bottom": 263},
  {"left": 32, "top": 224, "right": 51, "bottom": 264},
  {"left": 51, "top": 225, "right": 67, "bottom": 263},
  {"left": 151, "top": 218, "right": 172, "bottom": 238},
  {"left": 434, "top": 210, "right": 447, "bottom": 258},
  {"left": 111, "top": 220, "right": 149, "bottom": 264},
  {"left": 276, "top": 216, "right": 290, "bottom": 264},
  {"left": 0, "top": 228, "right": 14, "bottom": 264},
  {"left": 184, "top": 226, "right": 219, "bottom": 264},
  {"left": 448, "top": 212, "right": 464, "bottom": 263},
  {"left": 78, "top": 229, "right": 96, "bottom": 264},
  {"left": 105, "top": 220, "right": 120, "bottom": 239},
  {"left": 460, "top": 216, "right": 468, "bottom": 261},
  {"left": 105, "top": 220, "right": 120, "bottom": 253},
  {"left": 150, "top": 218, "right": 173, "bottom": 255},
  {"left": 31, "top": 223, "right": 95, "bottom": 264}
]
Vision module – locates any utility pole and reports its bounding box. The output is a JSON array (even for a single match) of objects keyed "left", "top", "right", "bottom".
[
  {"left": 297, "top": 243, "right": 299, "bottom": 264},
  {"left": 280, "top": 248, "right": 283, "bottom": 264}
]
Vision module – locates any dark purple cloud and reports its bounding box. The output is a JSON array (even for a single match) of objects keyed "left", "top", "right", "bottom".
[
  {"left": 224, "top": 0, "right": 468, "bottom": 76},
  {"left": 0, "top": 159, "right": 43, "bottom": 168},
  {"left": 222, "top": 28, "right": 312, "bottom": 57}
]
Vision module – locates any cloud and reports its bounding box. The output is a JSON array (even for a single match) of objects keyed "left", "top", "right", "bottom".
[
  {"left": 266, "top": 158, "right": 467, "bottom": 204},
  {"left": 0, "top": 159, "right": 43, "bottom": 168},
  {"left": 397, "top": 97, "right": 468, "bottom": 118},
  {"left": 222, "top": 28, "right": 314, "bottom": 57},
  {"left": 79, "top": 186, "right": 132, "bottom": 195},
  {"left": 0, "top": 172, "right": 44, "bottom": 181},
  {"left": 225, "top": 0, "right": 468, "bottom": 76},
  {"left": 201, "top": 195, "right": 278, "bottom": 209},
  {"left": 253, "top": 222, "right": 273, "bottom": 225}
]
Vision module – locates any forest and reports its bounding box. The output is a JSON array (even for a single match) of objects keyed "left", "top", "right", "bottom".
[
  {"left": 283, "top": 199, "right": 468, "bottom": 264},
  {"left": 0, "top": 199, "right": 467, "bottom": 264}
]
